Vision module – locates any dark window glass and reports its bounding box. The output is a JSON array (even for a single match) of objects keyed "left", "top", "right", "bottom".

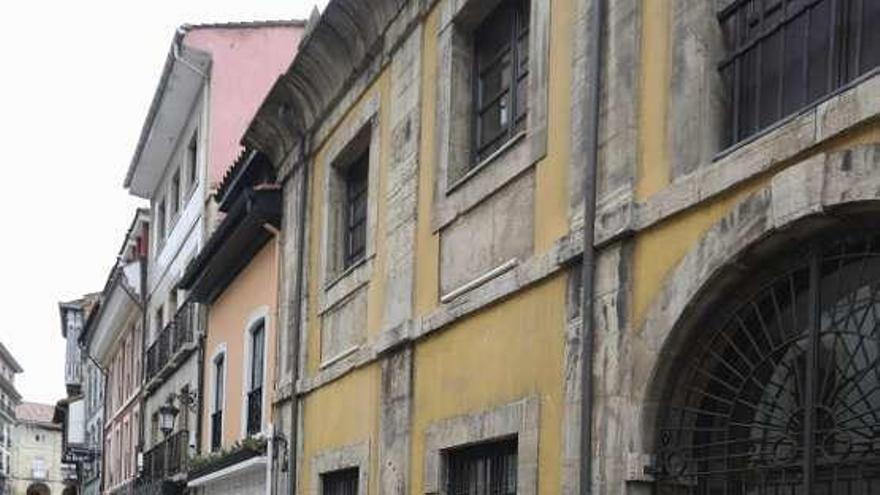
[
  {"left": 473, "top": 0, "right": 530, "bottom": 164},
  {"left": 720, "top": 0, "right": 880, "bottom": 146},
  {"left": 213, "top": 355, "right": 224, "bottom": 412},
  {"left": 169, "top": 171, "right": 180, "bottom": 220},
  {"left": 211, "top": 355, "right": 224, "bottom": 452},
  {"left": 156, "top": 201, "right": 166, "bottom": 242},
  {"left": 447, "top": 438, "right": 517, "bottom": 495},
  {"left": 322, "top": 468, "right": 358, "bottom": 495},
  {"left": 247, "top": 323, "right": 265, "bottom": 436},
  {"left": 188, "top": 132, "right": 198, "bottom": 189},
  {"left": 250, "top": 322, "right": 264, "bottom": 391},
  {"left": 343, "top": 154, "right": 368, "bottom": 269}
]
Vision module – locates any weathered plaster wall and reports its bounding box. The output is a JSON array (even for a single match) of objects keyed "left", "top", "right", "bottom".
[
  {"left": 411, "top": 275, "right": 567, "bottom": 495},
  {"left": 202, "top": 239, "right": 279, "bottom": 450}
]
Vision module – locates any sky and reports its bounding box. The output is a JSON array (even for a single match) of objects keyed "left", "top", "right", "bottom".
[{"left": 0, "top": 0, "right": 327, "bottom": 406}]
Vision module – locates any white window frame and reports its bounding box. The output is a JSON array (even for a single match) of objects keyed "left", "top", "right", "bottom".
[
  {"left": 209, "top": 345, "right": 227, "bottom": 452},
  {"left": 241, "top": 307, "right": 270, "bottom": 438}
]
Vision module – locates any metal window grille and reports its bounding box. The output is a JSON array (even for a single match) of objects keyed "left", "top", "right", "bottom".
[
  {"left": 343, "top": 155, "right": 368, "bottom": 269},
  {"left": 655, "top": 230, "right": 880, "bottom": 494},
  {"left": 720, "top": 0, "right": 880, "bottom": 146},
  {"left": 247, "top": 323, "right": 264, "bottom": 436},
  {"left": 472, "top": 0, "right": 530, "bottom": 165},
  {"left": 446, "top": 438, "right": 517, "bottom": 495},
  {"left": 322, "top": 467, "right": 359, "bottom": 495}
]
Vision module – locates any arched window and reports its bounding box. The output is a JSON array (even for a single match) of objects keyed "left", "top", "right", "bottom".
[{"left": 656, "top": 231, "right": 880, "bottom": 493}]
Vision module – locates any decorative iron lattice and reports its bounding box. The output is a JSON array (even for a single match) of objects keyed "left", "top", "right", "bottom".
[{"left": 655, "top": 231, "right": 880, "bottom": 494}]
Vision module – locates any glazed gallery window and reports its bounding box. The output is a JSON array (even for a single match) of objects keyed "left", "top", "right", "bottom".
[
  {"left": 321, "top": 467, "right": 358, "bottom": 495},
  {"left": 246, "top": 321, "right": 265, "bottom": 436},
  {"left": 720, "top": 0, "right": 880, "bottom": 146},
  {"left": 472, "top": 0, "right": 529, "bottom": 165},
  {"left": 211, "top": 353, "right": 224, "bottom": 452},
  {"left": 446, "top": 438, "right": 517, "bottom": 495}
]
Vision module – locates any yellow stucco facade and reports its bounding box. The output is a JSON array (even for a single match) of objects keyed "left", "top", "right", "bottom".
[{"left": 238, "top": 0, "right": 880, "bottom": 492}]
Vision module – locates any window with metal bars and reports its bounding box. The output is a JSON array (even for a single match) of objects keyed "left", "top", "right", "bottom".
[
  {"left": 472, "top": 0, "right": 530, "bottom": 165},
  {"left": 246, "top": 321, "right": 264, "bottom": 436},
  {"left": 322, "top": 467, "right": 359, "bottom": 495},
  {"left": 343, "top": 154, "right": 368, "bottom": 269},
  {"left": 446, "top": 438, "right": 517, "bottom": 495},
  {"left": 211, "top": 353, "right": 224, "bottom": 452},
  {"left": 720, "top": 0, "right": 880, "bottom": 147}
]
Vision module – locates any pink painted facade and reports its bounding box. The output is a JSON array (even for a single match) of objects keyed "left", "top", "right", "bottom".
[
  {"left": 183, "top": 24, "right": 304, "bottom": 189},
  {"left": 103, "top": 324, "right": 142, "bottom": 493}
]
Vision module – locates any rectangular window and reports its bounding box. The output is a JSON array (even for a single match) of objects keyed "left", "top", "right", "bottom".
[
  {"left": 446, "top": 438, "right": 517, "bottom": 495},
  {"left": 188, "top": 132, "right": 198, "bottom": 191},
  {"left": 720, "top": 0, "right": 880, "bottom": 146},
  {"left": 169, "top": 170, "right": 180, "bottom": 220},
  {"left": 343, "top": 153, "right": 369, "bottom": 270},
  {"left": 156, "top": 199, "right": 166, "bottom": 242},
  {"left": 211, "top": 354, "right": 224, "bottom": 452},
  {"left": 473, "top": 0, "right": 530, "bottom": 165},
  {"left": 322, "top": 468, "right": 359, "bottom": 495},
  {"left": 247, "top": 323, "right": 264, "bottom": 436}
]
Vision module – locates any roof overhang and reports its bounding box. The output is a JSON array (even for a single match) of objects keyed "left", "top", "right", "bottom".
[
  {"left": 0, "top": 342, "right": 23, "bottom": 373},
  {"left": 125, "top": 36, "right": 211, "bottom": 198},
  {"left": 84, "top": 268, "right": 141, "bottom": 367},
  {"left": 179, "top": 186, "right": 281, "bottom": 303}
]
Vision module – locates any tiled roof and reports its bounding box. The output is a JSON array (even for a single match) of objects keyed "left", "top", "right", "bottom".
[{"left": 15, "top": 402, "right": 56, "bottom": 425}]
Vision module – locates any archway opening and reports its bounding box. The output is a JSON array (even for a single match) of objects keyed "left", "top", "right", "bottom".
[
  {"left": 654, "top": 229, "right": 880, "bottom": 493},
  {"left": 26, "top": 482, "right": 50, "bottom": 495}
]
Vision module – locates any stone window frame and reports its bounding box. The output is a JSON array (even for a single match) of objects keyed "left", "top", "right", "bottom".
[
  {"left": 423, "top": 397, "right": 539, "bottom": 495},
  {"left": 432, "top": 0, "right": 550, "bottom": 232},
  {"left": 310, "top": 441, "right": 370, "bottom": 495},
  {"left": 318, "top": 96, "right": 381, "bottom": 315}
]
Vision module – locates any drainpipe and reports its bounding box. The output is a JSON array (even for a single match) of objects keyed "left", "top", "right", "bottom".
[
  {"left": 579, "top": 0, "right": 605, "bottom": 493},
  {"left": 288, "top": 133, "right": 310, "bottom": 495},
  {"left": 173, "top": 26, "right": 207, "bottom": 79}
]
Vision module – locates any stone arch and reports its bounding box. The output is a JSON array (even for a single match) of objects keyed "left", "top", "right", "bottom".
[
  {"left": 26, "top": 482, "right": 50, "bottom": 495},
  {"left": 634, "top": 143, "right": 880, "bottom": 455}
]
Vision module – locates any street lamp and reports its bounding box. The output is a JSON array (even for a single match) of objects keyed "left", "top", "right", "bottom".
[{"left": 158, "top": 398, "right": 179, "bottom": 439}]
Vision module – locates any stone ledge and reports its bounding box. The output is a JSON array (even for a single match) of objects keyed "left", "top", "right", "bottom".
[{"left": 603, "top": 71, "right": 880, "bottom": 244}]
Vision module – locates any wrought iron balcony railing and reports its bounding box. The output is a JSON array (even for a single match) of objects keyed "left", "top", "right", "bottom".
[
  {"left": 143, "top": 430, "right": 189, "bottom": 482},
  {"left": 145, "top": 302, "right": 203, "bottom": 387},
  {"left": 246, "top": 388, "right": 262, "bottom": 436}
]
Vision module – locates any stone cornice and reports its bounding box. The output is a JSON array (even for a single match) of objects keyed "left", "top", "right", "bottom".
[{"left": 243, "top": 0, "right": 418, "bottom": 167}]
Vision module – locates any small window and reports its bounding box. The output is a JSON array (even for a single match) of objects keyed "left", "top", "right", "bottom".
[
  {"left": 187, "top": 132, "right": 199, "bottom": 191},
  {"left": 322, "top": 467, "right": 359, "bottom": 495},
  {"left": 211, "top": 353, "right": 224, "bottom": 452},
  {"left": 156, "top": 199, "right": 167, "bottom": 242},
  {"left": 343, "top": 154, "right": 369, "bottom": 270},
  {"left": 473, "top": 0, "right": 530, "bottom": 165},
  {"left": 246, "top": 322, "right": 265, "bottom": 436},
  {"left": 169, "top": 170, "right": 180, "bottom": 220},
  {"left": 446, "top": 438, "right": 517, "bottom": 495}
]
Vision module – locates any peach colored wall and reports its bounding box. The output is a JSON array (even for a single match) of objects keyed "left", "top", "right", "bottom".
[
  {"left": 202, "top": 239, "right": 278, "bottom": 451},
  {"left": 184, "top": 25, "right": 303, "bottom": 189}
]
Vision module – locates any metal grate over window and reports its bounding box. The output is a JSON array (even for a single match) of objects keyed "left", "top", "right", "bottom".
[
  {"left": 720, "top": 0, "right": 880, "bottom": 147},
  {"left": 343, "top": 153, "right": 368, "bottom": 270},
  {"left": 655, "top": 230, "right": 880, "bottom": 494},
  {"left": 446, "top": 438, "right": 517, "bottom": 495},
  {"left": 472, "top": 0, "right": 530, "bottom": 165},
  {"left": 322, "top": 467, "right": 359, "bottom": 495}
]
